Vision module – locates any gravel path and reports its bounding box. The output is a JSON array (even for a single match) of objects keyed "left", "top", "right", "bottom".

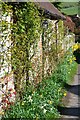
[{"left": 59, "top": 64, "right": 80, "bottom": 119}]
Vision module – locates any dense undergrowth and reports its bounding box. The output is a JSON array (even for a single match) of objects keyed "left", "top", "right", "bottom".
[{"left": 3, "top": 48, "right": 78, "bottom": 119}]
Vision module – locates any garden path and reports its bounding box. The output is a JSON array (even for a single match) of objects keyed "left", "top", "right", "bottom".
[{"left": 59, "top": 64, "right": 80, "bottom": 119}]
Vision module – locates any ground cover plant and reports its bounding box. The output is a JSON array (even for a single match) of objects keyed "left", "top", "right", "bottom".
[{"left": 3, "top": 48, "right": 78, "bottom": 119}]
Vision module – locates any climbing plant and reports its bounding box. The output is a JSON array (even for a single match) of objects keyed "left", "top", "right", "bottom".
[
  {"left": 0, "top": 2, "right": 74, "bottom": 100},
  {"left": 11, "top": 3, "right": 42, "bottom": 98},
  {"left": 1, "top": 2, "right": 41, "bottom": 99}
]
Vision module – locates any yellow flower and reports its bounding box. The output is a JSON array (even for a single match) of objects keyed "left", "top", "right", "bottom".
[
  {"left": 72, "top": 44, "right": 78, "bottom": 51},
  {"left": 22, "top": 102, "right": 24, "bottom": 106},
  {"left": 64, "top": 93, "right": 67, "bottom": 97},
  {"left": 69, "top": 59, "right": 73, "bottom": 64},
  {"left": 48, "top": 100, "right": 52, "bottom": 104},
  {"left": 22, "top": 101, "right": 26, "bottom": 105},
  {"left": 73, "top": 57, "right": 76, "bottom": 61}
]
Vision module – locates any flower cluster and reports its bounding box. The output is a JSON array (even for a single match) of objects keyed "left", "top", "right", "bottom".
[
  {"left": 69, "top": 44, "right": 80, "bottom": 64},
  {"left": 69, "top": 56, "right": 76, "bottom": 64},
  {"left": 2, "top": 88, "right": 16, "bottom": 111},
  {"left": 72, "top": 43, "right": 80, "bottom": 51}
]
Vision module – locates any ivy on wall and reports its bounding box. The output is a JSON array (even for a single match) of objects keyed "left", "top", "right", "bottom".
[
  {"left": 1, "top": 2, "right": 75, "bottom": 100},
  {"left": 11, "top": 3, "right": 42, "bottom": 98},
  {"left": 1, "top": 2, "right": 41, "bottom": 99}
]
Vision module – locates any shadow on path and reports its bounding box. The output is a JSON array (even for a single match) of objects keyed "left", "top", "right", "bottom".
[
  {"left": 58, "top": 64, "right": 80, "bottom": 118},
  {"left": 64, "top": 83, "right": 80, "bottom": 96},
  {"left": 58, "top": 106, "right": 80, "bottom": 117},
  {"left": 58, "top": 82, "right": 80, "bottom": 118}
]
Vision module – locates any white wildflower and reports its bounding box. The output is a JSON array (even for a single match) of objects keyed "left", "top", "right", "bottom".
[
  {"left": 40, "top": 106, "right": 44, "bottom": 109},
  {"left": 50, "top": 108, "right": 53, "bottom": 111},
  {"left": 28, "top": 95, "right": 32, "bottom": 99},
  {"left": 28, "top": 95, "right": 33, "bottom": 102},
  {"left": 43, "top": 109, "right": 47, "bottom": 113},
  {"left": 44, "top": 104, "right": 47, "bottom": 106}
]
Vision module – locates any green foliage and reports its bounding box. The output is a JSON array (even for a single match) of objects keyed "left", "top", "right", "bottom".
[
  {"left": 60, "top": 2, "right": 79, "bottom": 15},
  {"left": 4, "top": 48, "right": 78, "bottom": 119},
  {"left": 1, "top": 2, "right": 41, "bottom": 97},
  {"left": 11, "top": 2, "right": 41, "bottom": 71},
  {"left": 11, "top": 3, "right": 42, "bottom": 97},
  {"left": 1, "top": 2, "right": 66, "bottom": 99},
  {"left": 52, "top": 48, "right": 78, "bottom": 84},
  {"left": 61, "top": 6, "right": 78, "bottom": 15},
  {"left": 3, "top": 78, "right": 62, "bottom": 119},
  {"left": 1, "top": 2, "right": 78, "bottom": 118}
]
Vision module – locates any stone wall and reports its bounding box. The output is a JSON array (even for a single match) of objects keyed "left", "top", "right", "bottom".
[
  {"left": 30, "top": 20, "right": 75, "bottom": 84},
  {"left": 0, "top": 12, "right": 75, "bottom": 113}
]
